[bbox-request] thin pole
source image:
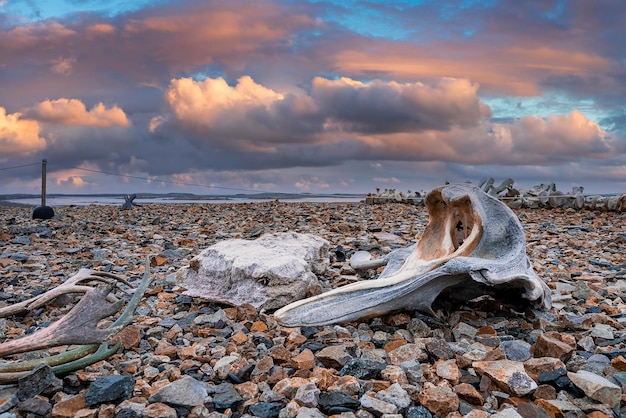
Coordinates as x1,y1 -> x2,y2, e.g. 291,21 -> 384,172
41,159 -> 47,207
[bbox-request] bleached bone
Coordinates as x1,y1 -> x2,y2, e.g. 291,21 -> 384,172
0,269 -> 133,318
0,262 -> 152,383
275,183 -> 551,326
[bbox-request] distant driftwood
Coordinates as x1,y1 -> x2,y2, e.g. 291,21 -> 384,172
366,178 -> 626,212
120,194 -> 140,210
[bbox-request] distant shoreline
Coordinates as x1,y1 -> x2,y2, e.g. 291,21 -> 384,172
0,192 -> 366,207
0,192 -> 365,200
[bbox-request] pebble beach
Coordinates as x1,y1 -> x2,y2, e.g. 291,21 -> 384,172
0,201 -> 625,418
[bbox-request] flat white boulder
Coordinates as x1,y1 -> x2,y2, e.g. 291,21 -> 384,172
176,232 -> 329,310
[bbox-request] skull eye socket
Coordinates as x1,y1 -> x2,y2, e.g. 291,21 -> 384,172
450,200 -> 475,252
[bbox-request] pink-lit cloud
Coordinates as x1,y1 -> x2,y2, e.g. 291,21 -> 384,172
26,99 -> 131,128
160,75 -> 491,149
50,57 -> 75,75
0,107 -> 46,155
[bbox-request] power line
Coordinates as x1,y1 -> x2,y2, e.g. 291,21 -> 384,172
69,166 -> 272,194
0,162 -> 41,171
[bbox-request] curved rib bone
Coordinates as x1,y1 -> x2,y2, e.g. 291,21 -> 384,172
275,184 -> 552,326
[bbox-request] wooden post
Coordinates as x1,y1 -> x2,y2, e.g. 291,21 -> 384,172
32,158 -> 54,219
41,159 -> 47,207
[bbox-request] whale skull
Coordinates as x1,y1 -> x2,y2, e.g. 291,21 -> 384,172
274,183 -> 552,326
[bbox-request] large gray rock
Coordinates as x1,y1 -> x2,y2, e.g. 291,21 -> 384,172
176,232 -> 329,310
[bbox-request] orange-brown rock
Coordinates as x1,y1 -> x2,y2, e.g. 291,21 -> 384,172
291,348 -> 315,370
531,332 -> 575,362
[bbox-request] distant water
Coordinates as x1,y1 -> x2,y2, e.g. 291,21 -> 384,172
2,195 -> 364,207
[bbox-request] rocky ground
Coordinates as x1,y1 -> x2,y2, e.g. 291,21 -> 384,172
0,201 -> 625,418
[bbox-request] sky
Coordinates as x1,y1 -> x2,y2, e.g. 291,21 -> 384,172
1,0 -> 625,196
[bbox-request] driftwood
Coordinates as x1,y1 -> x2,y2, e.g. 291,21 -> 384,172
0,261 -> 152,383
121,194 -> 140,210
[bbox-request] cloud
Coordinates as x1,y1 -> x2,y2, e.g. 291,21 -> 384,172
311,76 -> 491,132
166,76 -> 285,128
331,43 -> 615,97
373,177 -> 401,184
352,109 -> 615,166
153,74 -> 618,174
50,57 -> 75,75
508,110 -> 613,157
2,21 -> 76,49
26,99 -> 131,128
161,75 -> 491,149
294,176 -> 330,191
0,107 -> 46,155
86,23 -> 116,35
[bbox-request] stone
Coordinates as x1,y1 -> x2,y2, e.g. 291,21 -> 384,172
148,376 -> 210,408
176,232 -> 328,310
405,405 -> 434,418
154,339 -> 178,357
453,383 -> 483,405
567,370 -> 621,408
400,359 -> 423,385
381,364 -> 408,385
17,363 -> 55,401
292,406 -> 326,417
273,377 -> 311,398
142,402 -> 177,418
85,375 -> 134,407
472,360 -> 537,396
453,323 -> 478,342
292,348 -> 316,370
491,408 -> 524,418
435,359 -> 460,384
17,396 -> 52,416
387,343 -> 428,364
533,384 -> 557,400
206,382 -> 243,410
339,358 -> 386,380
51,393 -> 87,418
500,340 -> 532,362
571,281 -> 600,300
590,323 -> 614,340
534,399 -> 583,417
523,357 -> 566,381
425,339 -> 454,360
317,391 -> 361,415
315,344 -> 356,368
327,376 -> 361,396
247,401 -> 284,418
117,324 -> 142,349
294,381 -> 320,407
375,383 -> 411,411
611,355 -> 626,371
531,333 -> 574,362
10,236 -> 31,245
417,382 -> 459,417
359,393 -> 398,415
516,402 -> 550,418
0,386 -> 20,414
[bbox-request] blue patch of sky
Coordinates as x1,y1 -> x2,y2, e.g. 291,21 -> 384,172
2,0 -> 171,22
540,0 -> 566,22
301,0 -> 498,41
304,0 -> 429,40
483,93 -> 606,125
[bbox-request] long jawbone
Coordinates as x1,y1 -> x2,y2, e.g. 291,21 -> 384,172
274,183 -> 552,327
